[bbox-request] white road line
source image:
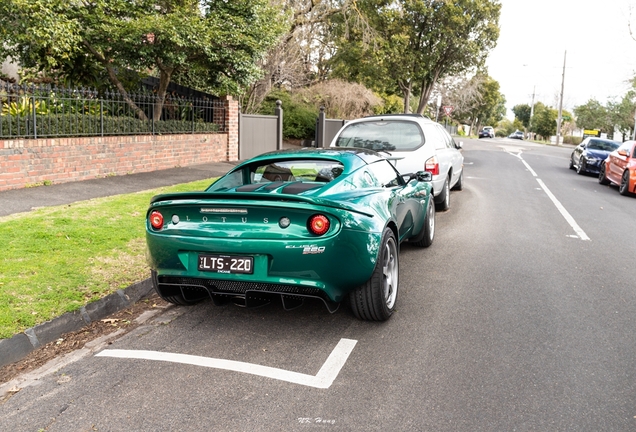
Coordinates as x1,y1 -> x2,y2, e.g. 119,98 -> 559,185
96,338 -> 357,389
535,178 -> 590,241
520,159 -> 538,177
504,150 -> 590,241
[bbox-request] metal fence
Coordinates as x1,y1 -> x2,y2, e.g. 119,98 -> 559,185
0,82 -> 225,139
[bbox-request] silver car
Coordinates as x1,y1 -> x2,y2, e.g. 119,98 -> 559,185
330,114 -> 464,210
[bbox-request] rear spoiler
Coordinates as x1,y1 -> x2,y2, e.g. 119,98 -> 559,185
149,192 -> 375,218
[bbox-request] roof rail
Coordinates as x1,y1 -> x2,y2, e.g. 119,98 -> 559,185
363,113 -> 431,120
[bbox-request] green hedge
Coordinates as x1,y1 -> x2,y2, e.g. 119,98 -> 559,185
259,91 -> 316,140
562,135 -> 583,145
0,113 -> 219,138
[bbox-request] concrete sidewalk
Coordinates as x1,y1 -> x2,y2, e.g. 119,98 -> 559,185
0,161 -> 238,217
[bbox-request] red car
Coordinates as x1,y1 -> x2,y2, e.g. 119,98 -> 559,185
599,140 -> 636,195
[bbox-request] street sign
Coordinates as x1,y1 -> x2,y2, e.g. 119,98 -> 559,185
583,129 -> 601,137
442,106 -> 454,116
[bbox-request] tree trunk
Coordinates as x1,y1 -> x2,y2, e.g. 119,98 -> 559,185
416,68 -> 442,115
399,80 -> 412,114
83,41 -> 148,121
153,63 -> 174,122
416,82 -> 434,115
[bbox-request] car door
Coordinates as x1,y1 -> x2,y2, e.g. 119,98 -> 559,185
434,124 -> 463,188
608,142 -> 630,182
368,160 -> 415,241
573,139 -> 587,166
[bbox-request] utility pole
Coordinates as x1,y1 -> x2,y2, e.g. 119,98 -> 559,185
529,85 -> 535,139
556,50 -> 566,146
435,95 -> 442,122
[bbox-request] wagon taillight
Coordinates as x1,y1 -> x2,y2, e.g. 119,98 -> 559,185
425,156 -> 439,176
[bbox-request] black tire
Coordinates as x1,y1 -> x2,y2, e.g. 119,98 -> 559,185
164,294 -> 203,306
411,198 -> 435,248
151,270 -> 204,306
598,163 -> 610,185
435,175 -> 450,211
619,170 -> 631,196
452,169 -> 463,191
576,158 -> 586,175
349,227 -> 399,321
569,156 -> 574,170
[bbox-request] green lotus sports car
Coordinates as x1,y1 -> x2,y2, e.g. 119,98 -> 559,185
145,148 -> 435,321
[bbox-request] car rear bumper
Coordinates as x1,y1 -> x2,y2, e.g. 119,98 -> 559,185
146,229 -> 382,303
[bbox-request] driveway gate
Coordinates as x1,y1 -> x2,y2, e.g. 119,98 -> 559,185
239,101 -> 283,160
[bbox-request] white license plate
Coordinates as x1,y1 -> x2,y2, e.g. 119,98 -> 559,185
198,254 -> 253,274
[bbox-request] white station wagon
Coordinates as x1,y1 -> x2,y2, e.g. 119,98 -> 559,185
330,114 -> 464,210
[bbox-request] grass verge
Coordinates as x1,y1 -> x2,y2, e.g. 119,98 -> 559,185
0,178 -> 215,339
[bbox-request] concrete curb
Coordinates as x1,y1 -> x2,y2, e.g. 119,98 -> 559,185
0,278 -> 154,369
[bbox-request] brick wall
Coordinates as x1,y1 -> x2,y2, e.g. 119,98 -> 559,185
0,96 -> 240,192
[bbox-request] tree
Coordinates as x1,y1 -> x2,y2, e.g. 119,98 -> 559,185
607,91 -> 636,139
0,0 -> 288,120
468,75 -> 506,130
573,99 -> 610,133
496,118 -> 514,136
436,74 -> 486,122
241,0 -> 354,113
512,104 -> 531,128
532,103 -> 558,140
329,0 -> 501,114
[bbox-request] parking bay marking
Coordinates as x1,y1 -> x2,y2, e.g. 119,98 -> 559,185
506,150 -> 590,241
96,338 -> 357,389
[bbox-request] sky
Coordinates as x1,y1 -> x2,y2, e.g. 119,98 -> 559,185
486,0 -> 636,118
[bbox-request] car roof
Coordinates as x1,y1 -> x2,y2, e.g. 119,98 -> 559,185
344,113 -> 434,124
585,137 -> 620,144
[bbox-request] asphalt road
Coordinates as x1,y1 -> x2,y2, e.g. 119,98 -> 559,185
2,137 -> 636,431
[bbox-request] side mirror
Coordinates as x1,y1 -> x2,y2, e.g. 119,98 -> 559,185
618,149 -> 629,157
405,171 -> 432,183
456,141 -> 464,149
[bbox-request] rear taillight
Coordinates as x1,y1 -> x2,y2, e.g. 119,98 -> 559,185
425,156 -> 439,176
149,210 -> 164,230
308,214 -> 330,236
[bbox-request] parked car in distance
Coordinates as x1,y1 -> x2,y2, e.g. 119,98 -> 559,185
329,114 -> 464,211
508,130 -> 524,140
599,140 -> 636,196
146,148 -> 436,321
570,137 -> 620,175
478,126 -> 495,138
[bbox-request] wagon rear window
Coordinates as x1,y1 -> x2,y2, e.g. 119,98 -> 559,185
334,121 -> 424,151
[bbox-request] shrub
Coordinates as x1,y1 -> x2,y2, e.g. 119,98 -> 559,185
0,113 -> 219,137
373,94 -> 404,115
259,90 -> 316,140
562,135 -> 583,145
295,79 -> 382,120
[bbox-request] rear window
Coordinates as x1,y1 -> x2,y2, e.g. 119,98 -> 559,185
207,160 -> 345,192
253,161 -> 344,183
334,120 -> 424,151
